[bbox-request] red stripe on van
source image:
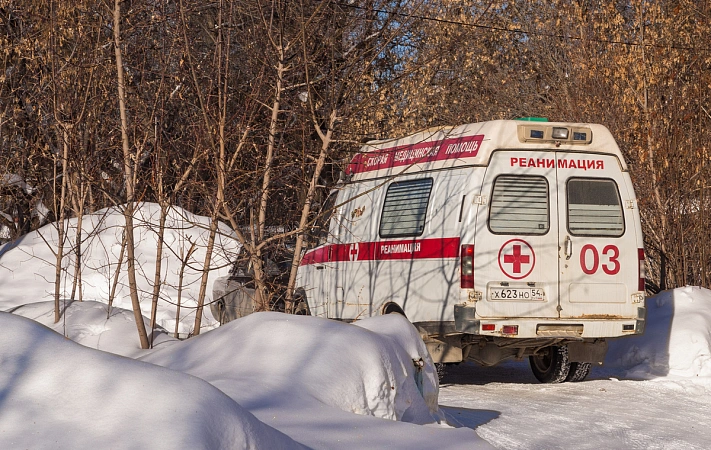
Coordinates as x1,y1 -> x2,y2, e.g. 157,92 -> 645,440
346,134 -> 484,175
300,237 -> 461,265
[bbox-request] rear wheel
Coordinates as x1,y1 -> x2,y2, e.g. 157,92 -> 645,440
529,345 -> 571,383
565,362 -> 592,382
434,363 -> 447,382
214,299 -> 227,325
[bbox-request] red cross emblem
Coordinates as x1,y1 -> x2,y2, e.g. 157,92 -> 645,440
498,239 -> 535,279
349,243 -> 359,261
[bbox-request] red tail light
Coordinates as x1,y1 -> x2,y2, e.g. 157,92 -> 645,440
638,248 -> 646,292
502,325 -> 519,335
461,244 -> 474,289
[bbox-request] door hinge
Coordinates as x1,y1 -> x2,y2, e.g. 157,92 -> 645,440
474,195 -> 488,205
625,200 -> 636,209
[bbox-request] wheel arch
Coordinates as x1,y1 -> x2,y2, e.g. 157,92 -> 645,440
381,301 -> 406,317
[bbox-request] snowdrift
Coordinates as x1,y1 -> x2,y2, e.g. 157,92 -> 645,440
0,312 -> 303,450
0,203 -> 239,334
143,312 -> 442,424
11,300 -> 178,358
142,310 -> 487,449
606,286 -> 711,379
5,301 -> 488,449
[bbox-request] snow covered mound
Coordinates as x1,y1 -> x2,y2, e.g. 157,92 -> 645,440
0,203 -> 239,334
143,312 -> 442,424
11,300 -> 178,358
606,286 -> 711,379
0,312 -> 304,449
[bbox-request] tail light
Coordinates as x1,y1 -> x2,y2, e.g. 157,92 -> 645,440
502,325 -> 519,335
461,244 -> 474,289
638,248 -> 646,292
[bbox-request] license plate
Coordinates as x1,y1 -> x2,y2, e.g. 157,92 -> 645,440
489,287 -> 545,301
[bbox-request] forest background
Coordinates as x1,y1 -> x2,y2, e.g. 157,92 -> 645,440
1,0 -> 710,346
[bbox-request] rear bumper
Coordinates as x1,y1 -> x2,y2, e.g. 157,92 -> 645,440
454,303 -> 645,338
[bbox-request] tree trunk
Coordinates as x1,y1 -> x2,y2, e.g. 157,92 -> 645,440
108,229 -> 126,319
192,216 -> 217,336
53,127 -> 70,323
149,201 -> 168,347
285,111 -> 336,310
114,0 -> 150,349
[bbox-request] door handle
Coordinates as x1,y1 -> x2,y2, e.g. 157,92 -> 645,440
316,265 -> 325,270
565,236 -> 572,260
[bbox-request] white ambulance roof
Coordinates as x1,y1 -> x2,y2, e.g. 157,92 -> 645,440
345,119 -> 627,181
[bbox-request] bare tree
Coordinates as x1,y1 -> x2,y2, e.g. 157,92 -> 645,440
113,0 -> 150,349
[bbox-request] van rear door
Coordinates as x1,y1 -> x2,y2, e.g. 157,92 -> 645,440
474,151 -> 640,321
556,152 -> 639,319
473,151 -> 561,319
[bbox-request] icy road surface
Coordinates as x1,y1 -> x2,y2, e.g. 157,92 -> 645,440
439,361 -> 711,449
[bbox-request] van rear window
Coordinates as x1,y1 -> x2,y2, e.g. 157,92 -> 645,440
489,175 -> 549,235
567,178 -> 624,236
379,178 -> 433,238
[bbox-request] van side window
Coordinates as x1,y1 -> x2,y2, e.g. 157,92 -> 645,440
379,178 -> 433,238
567,178 -> 624,236
489,175 -> 549,235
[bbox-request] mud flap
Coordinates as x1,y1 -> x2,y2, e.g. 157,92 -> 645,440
425,338 -> 463,364
568,340 -> 608,364
453,303 -> 478,333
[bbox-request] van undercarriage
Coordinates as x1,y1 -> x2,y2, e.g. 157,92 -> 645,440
416,317 -> 641,383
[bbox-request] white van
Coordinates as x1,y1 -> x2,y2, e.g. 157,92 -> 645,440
295,119 -> 645,383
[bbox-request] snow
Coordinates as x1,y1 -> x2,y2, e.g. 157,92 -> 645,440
1,204 -> 711,448
2,302 -> 485,449
0,312 -> 301,450
605,286 -> 711,380
0,203 -> 240,335
439,361 -> 711,449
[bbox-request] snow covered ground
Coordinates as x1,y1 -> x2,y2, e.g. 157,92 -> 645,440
1,205 -> 711,448
1,303 -> 487,449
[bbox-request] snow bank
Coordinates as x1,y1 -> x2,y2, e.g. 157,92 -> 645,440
606,286 -> 711,379
0,203 -> 239,334
0,312 -> 304,449
6,301 -> 487,449
143,312 -> 487,448
143,312 -> 441,424
11,300 -> 178,358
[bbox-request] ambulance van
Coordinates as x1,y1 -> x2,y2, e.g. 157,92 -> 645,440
294,119 -> 645,383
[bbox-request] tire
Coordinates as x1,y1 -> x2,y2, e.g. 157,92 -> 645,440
434,363 -> 447,382
565,362 -> 592,382
214,299 -> 227,325
529,345 -> 571,383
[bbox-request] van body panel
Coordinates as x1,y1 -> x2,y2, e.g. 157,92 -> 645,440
323,171 -> 478,323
